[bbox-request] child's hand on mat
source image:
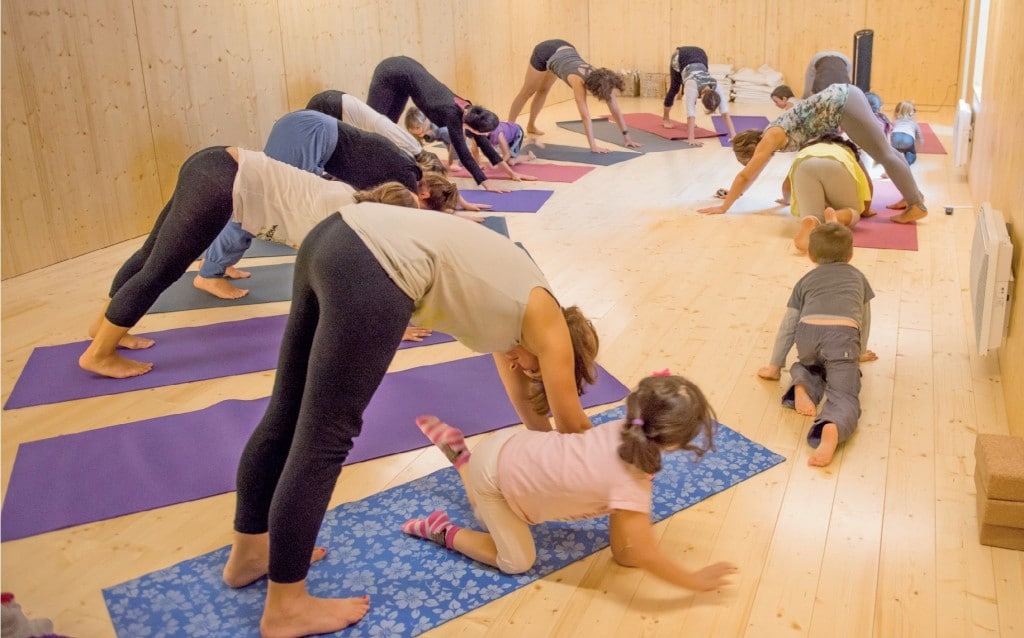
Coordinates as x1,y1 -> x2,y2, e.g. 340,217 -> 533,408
757,365 -> 781,380
689,561 -> 739,591
859,350 -> 878,363
403,327 -> 433,342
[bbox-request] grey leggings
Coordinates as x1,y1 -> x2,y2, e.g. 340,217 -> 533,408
232,215 -> 414,583
791,157 -> 862,224
839,87 -> 924,208
788,323 -> 862,447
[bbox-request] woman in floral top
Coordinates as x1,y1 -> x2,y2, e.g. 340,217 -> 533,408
698,83 -> 926,225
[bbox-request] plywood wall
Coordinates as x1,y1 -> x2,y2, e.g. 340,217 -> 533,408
966,0 -> 1024,437
2,1 -> 965,278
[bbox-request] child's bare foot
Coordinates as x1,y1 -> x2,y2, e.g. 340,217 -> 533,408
78,350 -> 153,378
757,365 -> 781,380
225,265 -> 251,279
223,533 -> 328,589
193,275 -> 250,299
823,207 -> 839,223
886,198 -> 908,210
891,204 -> 927,224
261,588 -> 369,638
794,384 -> 816,417
808,423 -> 839,467
861,208 -> 879,218
794,216 -> 820,252
860,349 -> 878,362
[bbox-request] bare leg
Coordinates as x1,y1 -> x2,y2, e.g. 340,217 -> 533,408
87,304 -> 155,350
794,216 -> 820,252
662,106 -> 674,127
794,384 -> 817,417
808,423 -> 840,467
508,66 -> 550,133
193,275 -> 250,299
526,72 -> 558,135
260,581 -> 369,638
79,317 -> 154,378
222,531 -> 327,589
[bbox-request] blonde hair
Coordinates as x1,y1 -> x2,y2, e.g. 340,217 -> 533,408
404,106 -> 430,132
353,182 -> 418,208
527,305 -> 599,415
418,173 -> 459,211
894,101 -> 916,120
618,375 -> 717,475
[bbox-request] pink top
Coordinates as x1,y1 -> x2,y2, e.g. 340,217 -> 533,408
497,421 -> 652,524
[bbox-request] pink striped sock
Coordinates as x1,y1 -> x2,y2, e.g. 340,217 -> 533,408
415,415 -> 470,469
401,510 -> 461,548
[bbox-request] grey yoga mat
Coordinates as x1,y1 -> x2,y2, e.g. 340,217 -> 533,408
148,263 -> 296,314
556,118 -> 698,152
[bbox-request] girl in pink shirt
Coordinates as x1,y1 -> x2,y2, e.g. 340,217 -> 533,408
403,374 -> 738,591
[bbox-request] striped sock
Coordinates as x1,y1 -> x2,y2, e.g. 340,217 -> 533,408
415,415 -> 470,469
401,510 -> 461,548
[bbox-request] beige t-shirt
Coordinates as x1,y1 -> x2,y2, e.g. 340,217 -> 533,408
497,421 -> 653,524
232,148 -> 356,248
339,202 -> 551,353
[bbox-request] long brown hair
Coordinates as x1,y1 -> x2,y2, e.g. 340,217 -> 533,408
527,305 -> 599,415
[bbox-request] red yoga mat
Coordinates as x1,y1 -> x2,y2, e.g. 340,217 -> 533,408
851,180 -> 919,251
916,123 -> 946,154
449,162 -> 594,183
622,112 -> 721,140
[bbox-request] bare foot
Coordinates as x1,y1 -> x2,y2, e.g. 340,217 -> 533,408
860,349 -> 878,363
79,350 -> 153,378
886,199 -> 908,210
757,365 -> 781,380
860,208 -> 879,218
527,126 -> 545,136
261,590 -> 370,638
794,216 -> 820,252
662,120 -> 674,129
223,534 -> 328,589
891,204 -> 927,224
794,384 -> 817,417
808,423 -> 839,467
225,265 -> 251,279
823,207 -> 839,224
118,334 -> 156,350
193,275 -> 250,299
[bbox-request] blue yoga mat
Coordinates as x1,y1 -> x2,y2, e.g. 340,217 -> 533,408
103,405 -> 784,637
148,263 -> 297,314
3,315 -> 455,410
1,356 -> 628,540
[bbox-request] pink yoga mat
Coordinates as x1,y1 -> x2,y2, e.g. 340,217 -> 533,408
851,180 -> 919,250
622,112 -> 721,140
3,315 -> 455,409
917,123 -> 946,154
450,162 -> 594,183
0,355 -> 629,540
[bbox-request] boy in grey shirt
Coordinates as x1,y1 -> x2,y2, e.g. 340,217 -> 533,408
758,219 -> 877,467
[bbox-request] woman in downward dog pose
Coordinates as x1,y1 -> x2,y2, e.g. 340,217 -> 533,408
402,374 -> 738,590
222,202 -> 601,637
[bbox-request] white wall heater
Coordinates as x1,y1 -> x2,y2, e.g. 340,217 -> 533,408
953,99 -> 973,168
969,203 -> 1013,355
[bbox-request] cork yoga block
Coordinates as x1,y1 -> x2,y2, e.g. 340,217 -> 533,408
978,522 -> 1024,551
976,469 -> 1024,528
974,434 -> 1024,501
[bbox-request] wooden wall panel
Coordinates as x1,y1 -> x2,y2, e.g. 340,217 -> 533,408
1,0 -> 162,278
669,0 -> 770,72
278,0 -> 383,106
866,0 -> 964,106
768,0 -> 868,92
587,0 -> 672,74
377,0 -> 456,95
967,0 -> 1024,437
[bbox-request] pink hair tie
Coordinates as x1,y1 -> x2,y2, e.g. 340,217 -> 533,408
652,368 -> 671,377
630,418 -> 644,427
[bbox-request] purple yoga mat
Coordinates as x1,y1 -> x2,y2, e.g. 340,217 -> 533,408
712,115 -> 771,147
459,189 -> 553,213
0,355 -> 629,540
450,163 -> 594,183
3,316 -> 455,410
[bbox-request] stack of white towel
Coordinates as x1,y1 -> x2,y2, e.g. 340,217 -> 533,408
729,65 -> 785,103
709,63 -> 734,101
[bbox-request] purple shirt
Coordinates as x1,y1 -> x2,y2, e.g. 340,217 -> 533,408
488,121 -> 522,146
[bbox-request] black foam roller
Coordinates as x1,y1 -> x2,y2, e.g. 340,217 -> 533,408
852,29 -> 874,92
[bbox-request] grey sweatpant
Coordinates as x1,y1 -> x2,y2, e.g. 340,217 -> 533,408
787,323 -> 862,447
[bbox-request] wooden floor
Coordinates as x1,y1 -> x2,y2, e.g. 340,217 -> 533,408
2,97 -> 1022,637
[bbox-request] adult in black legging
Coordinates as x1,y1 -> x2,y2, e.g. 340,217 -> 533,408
78,147 -> 418,379
661,45 -> 736,145
195,111 -> 455,299
802,51 -> 852,98
366,56 -> 532,192
221,203 -> 601,637
507,39 -> 639,153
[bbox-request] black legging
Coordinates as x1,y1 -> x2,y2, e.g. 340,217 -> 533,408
232,215 -> 414,583
105,147 -> 236,328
